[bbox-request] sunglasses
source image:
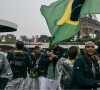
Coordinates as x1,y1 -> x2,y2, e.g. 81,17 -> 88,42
86,46 -> 95,48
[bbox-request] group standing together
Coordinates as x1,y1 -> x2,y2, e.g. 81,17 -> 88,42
0,41 -> 100,90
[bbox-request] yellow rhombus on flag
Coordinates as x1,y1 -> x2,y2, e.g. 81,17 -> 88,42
40,0 -> 100,46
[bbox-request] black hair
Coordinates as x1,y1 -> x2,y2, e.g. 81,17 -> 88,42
16,41 -> 24,50
34,46 -> 40,49
68,46 -> 78,59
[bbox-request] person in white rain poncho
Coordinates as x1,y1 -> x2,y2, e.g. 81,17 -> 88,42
55,46 -> 78,90
0,51 -> 12,90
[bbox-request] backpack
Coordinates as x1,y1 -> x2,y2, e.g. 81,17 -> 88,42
9,51 -> 26,78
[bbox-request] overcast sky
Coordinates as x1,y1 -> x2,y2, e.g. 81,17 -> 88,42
0,0 -> 56,38
0,0 -> 100,39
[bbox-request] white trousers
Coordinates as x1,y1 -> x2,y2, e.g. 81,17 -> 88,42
28,78 -> 39,90
5,78 -> 27,90
29,76 -> 60,90
29,76 -> 47,90
44,78 -> 59,90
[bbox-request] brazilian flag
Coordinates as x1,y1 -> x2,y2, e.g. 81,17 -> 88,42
30,69 -> 39,78
40,0 -> 100,46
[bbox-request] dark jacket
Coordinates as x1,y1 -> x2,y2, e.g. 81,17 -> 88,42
7,50 -> 32,79
30,51 -> 48,77
38,52 -> 48,77
37,52 -> 58,77
72,55 -> 100,90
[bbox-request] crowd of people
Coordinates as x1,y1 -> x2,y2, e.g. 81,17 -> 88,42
0,41 -> 100,90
